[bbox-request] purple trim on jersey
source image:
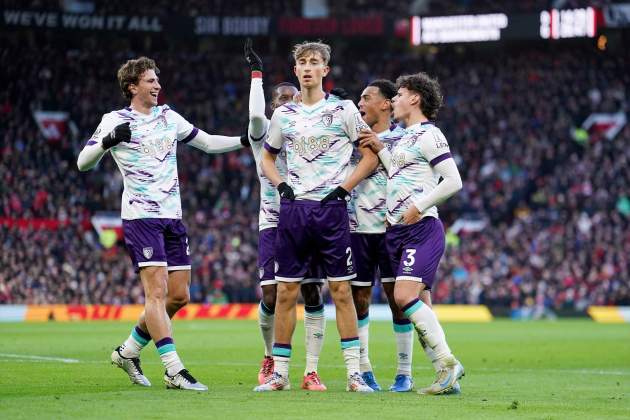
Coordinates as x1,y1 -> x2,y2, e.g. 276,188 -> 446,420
116,111 -> 135,121
181,127 -> 199,144
264,142 -> 281,154
429,152 -> 452,167
125,107 -> 132,111
250,132 -> 266,142
86,140 -> 98,146
280,104 -> 298,114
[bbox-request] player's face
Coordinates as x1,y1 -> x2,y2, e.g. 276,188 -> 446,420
271,86 -> 298,110
358,86 -> 390,128
293,53 -> 329,89
130,69 -> 161,107
392,87 -> 418,121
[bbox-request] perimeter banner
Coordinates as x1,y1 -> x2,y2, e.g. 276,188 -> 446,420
0,304 -> 492,322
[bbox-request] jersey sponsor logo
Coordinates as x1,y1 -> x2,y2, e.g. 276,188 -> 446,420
435,137 -> 449,149
293,135 -> 331,157
392,152 -> 407,168
90,127 -> 102,140
143,247 -> 154,259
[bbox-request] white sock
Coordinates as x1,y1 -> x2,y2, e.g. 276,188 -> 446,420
357,313 -> 372,373
156,338 -> 184,377
403,299 -> 452,361
342,338 -> 361,377
392,319 -> 414,376
259,302 -> 275,357
272,344 -> 291,378
419,334 -> 441,372
120,325 -> 150,358
304,305 -> 325,375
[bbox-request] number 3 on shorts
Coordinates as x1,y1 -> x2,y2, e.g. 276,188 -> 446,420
346,246 -> 353,267
403,249 -> 416,267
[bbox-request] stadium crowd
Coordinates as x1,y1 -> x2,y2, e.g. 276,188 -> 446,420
1,20 -> 629,313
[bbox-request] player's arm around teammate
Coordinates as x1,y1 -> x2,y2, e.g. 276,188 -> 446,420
361,73 -> 464,395
77,57 -> 248,392
258,42 -> 376,393
244,40 -> 328,389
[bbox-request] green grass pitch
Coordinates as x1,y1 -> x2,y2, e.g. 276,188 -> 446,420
1,320 -> 629,419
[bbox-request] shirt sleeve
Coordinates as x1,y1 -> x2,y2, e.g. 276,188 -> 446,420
186,130 -> 243,154
418,126 -> 452,167
168,109 -> 198,143
341,100 -> 370,144
263,108 -> 284,154
249,76 -> 268,141
77,113 -> 118,171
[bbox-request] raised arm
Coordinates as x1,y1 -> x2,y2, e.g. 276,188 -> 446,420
245,38 -> 267,141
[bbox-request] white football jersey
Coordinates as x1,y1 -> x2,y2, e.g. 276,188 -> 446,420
265,94 -> 369,201
87,105 -> 196,220
348,124 -> 405,233
386,122 -> 452,225
249,117 -> 288,231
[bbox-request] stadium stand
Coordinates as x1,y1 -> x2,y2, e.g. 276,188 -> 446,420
1,1 -> 629,313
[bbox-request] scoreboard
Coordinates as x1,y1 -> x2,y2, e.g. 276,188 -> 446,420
410,7 -> 600,45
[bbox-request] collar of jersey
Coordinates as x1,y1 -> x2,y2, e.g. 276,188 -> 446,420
299,93 -> 329,112
124,106 -> 158,118
407,121 -> 433,130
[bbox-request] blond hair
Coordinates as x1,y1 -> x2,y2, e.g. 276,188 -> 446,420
292,41 -> 331,65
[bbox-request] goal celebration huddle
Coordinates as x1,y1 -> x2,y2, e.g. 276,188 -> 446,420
78,39 -> 465,395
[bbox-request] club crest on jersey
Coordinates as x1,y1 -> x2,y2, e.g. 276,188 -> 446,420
322,113 -> 334,127
142,247 -> 153,259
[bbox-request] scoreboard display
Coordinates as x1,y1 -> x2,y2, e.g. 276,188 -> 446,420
410,7 -> 599,45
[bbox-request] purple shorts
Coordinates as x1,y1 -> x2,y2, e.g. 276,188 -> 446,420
274,199 -> 356,282
122,218 -> 191,273
258,227 -> 324,286
350,233 -> 395,287
385,217 -> 445,290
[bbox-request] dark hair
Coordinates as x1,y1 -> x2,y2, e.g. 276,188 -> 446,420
368,79 -> 396,100
117,57 -> 160,100
396,72 -> 443,120
271,82 -> 296,99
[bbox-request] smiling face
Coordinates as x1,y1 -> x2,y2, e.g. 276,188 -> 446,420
129,69 -> 161,108
293,52 -> 329,90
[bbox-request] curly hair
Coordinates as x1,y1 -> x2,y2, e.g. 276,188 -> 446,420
117,57 -> 160,100
396,72 -> 443,120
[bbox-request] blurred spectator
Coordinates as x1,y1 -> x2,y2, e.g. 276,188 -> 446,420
1,10 -> 629,310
